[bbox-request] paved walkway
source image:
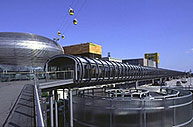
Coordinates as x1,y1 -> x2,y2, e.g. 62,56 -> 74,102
0,81 -> 33,126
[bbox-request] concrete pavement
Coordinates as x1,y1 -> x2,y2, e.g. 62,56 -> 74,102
0,81 -> 33,126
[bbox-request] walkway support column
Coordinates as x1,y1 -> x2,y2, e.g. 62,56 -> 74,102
49,90 -> 54,127
152,79 -> 154,85
135,80 -> 139,89
63,89 -> 66,127
54,90 -> 58,127
69,89 -> 73,127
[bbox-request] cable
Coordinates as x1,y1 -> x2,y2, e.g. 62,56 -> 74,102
52,0 -> 71,39
54,0 -> 88,41
58,0 -> 77,32
62,0 -> 87,32
58,0 -> 72,31
74,0 -> 87,18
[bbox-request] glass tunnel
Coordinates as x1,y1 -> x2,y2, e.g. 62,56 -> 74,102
45,54 -> 185,85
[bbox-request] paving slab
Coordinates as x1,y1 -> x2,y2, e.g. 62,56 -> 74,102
0,81 -> 33,126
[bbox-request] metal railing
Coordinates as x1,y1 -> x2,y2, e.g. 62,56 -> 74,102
45,70 -> 74,81
0,70 -> 74,82
33,75 -> 45,127
0,72 -> 33,82
72,88 -> 193,127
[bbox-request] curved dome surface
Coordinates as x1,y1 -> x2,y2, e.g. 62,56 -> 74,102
0,32 -> 64,71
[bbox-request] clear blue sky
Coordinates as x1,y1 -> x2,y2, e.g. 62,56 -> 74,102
0,0 -> 193,72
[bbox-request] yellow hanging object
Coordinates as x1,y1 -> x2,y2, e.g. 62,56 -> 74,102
69,8 -> 74,15
62,35 -> 65,39
57,31 -> 61,36
73,19 -> 78,25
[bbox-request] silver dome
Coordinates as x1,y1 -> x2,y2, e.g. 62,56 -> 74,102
0,32 -> 64,71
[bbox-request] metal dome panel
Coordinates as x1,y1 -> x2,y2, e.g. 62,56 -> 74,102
0,32 -> 64,71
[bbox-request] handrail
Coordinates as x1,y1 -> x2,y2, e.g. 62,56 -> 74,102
33,75 -> 45,127
0,70 -> 74,82
0,70 -> 74,75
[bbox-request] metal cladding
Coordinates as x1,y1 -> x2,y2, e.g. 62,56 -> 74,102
73,87 -> 193,127
0,32 -> 64,71
46,54 -> 185,86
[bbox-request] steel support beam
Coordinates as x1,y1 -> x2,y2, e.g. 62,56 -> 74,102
63,89 -> 66,127
69,89 -> 73,127
54,90 -> 58,127
135,80 -> 139,89
49,90 -> 54,127
152,79 -> 155,85
41,97 -> 47,126
45,63 -> 48,81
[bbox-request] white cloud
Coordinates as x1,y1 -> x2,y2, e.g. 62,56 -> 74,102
185,48 -> 193,53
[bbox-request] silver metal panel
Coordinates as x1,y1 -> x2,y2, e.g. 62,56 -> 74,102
0,32 -> 63,71
73,88 -> 193,127
39,79 -> 73,89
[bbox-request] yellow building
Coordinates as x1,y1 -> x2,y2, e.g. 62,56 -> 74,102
63,42 -> 102,59
144,53 -> 159,68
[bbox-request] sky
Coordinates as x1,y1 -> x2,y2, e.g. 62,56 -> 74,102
0,0 -> 193,72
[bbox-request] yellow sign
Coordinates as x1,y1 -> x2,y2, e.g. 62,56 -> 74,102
89,43 -> 102,55
145,53 -> 159,64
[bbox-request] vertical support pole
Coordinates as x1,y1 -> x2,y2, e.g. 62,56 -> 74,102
54,90 -> 58,127
41,97 -> 47,126
115,89 -> 117,97
63,88 -> 65,99
160,78 -> 162,84
49,90 -> 54,127
69,89 -> 73,127
160,78 -> 162,92
38,88 -> 46,125
152,79 -> 154,85
135,80 -> 138,89
63,89 -> 66,127
75,62 -> 77,80
45,63 -> 48,81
